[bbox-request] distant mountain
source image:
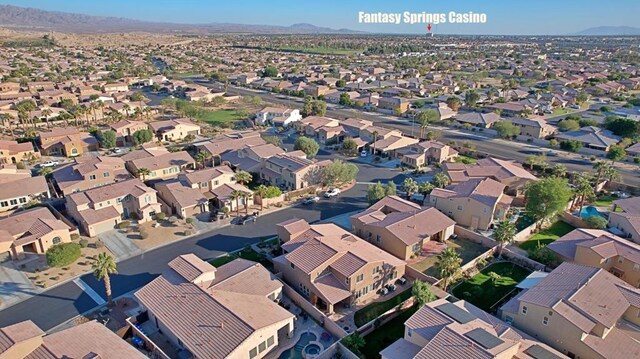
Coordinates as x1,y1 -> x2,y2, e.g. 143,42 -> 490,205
0,5 -> 362,34
574,26 -> 640,36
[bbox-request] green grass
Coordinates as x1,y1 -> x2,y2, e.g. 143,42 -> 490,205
197,109 -> 244,125
209,247 -> 272,270
452,262 -> 531,312
360,306 -> 418,359
454,155 -> 477,164
591,195 -> 617,207
519,221 -> 575,251
275,46 -> 363,55
552,108 -> 571,115
410,237 -> 487,278
354,289 -> 412,328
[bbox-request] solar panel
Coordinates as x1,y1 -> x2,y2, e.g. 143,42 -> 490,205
525,345 -> 564,359
435,302 -> 476,324
465,328 -> 504,349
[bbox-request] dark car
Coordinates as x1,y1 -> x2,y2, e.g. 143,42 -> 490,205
235,214 -> 258,225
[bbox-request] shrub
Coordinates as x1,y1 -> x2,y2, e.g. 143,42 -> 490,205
155,212 -> 166,220
634,157 -> 640,164
117,221 -> 130,229
129,212 -> 140,220
70,233 -> 80,241
46,243 -> 81,267
185,217 -> 194,224
95,241 -> 105,249
79,239 -> 89,248
184,229 -> 192,236
139,228 -> 149,239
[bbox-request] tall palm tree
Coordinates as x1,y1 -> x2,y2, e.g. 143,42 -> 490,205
234,170 -> 253,186
92,253 -> 117,307
136,167 -> 151,181
241,191 -> 251,214
592,160 -> 609,186
371,130 -> 379,156
604,166 -> 619,183
229,190 -> 243,216
436,248 -> 461,291
493,220 -> 516,256
574,173 -> 594,218
41,108 -> 52,129
401,177 -> 419,200
551,164 -> 566,178
195,151 -> 211,169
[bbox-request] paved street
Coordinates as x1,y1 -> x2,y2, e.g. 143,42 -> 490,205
0,162 -> 400,331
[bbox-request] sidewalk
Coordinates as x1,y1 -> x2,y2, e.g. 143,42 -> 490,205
0,261 -> 37,310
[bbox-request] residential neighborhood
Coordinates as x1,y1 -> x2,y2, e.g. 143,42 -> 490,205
0,2 -> 640,359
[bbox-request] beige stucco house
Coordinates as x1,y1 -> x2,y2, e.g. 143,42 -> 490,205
396,141 -> 459,168
149,118 -> 201,142
609,197 -> 640,244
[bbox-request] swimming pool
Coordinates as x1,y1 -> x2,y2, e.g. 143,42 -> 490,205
279,333 -> 317,359
580,206 -> 606,219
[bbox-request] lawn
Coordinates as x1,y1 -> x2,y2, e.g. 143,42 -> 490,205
197,109 -> 244,125
454,155 -> 477,164
411,237 -> 487,278
552,108 -> 572,115
591,195 -> 617,207
276,46 -> 364,55
209,247 -> 272,270
354,289 -> 413,328
360,306 -> 418,359
452,262 -> 531,312
519,220 -> 575,251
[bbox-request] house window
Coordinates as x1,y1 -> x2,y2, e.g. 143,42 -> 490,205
521,306 -> 528,315
407,328 -> 412,337
457,205 -> 463,211
543,317 -> 549,326
214,180 -> 219,186
201,182 -> 208,188
413,243 -> 421,252
19,198 -> 27,204
376,234 -> 381,243
52,237 -> 62,245
258,341 -> 266,353
290,262 -> 295,269
634,264 -> 639,271
356,274 -> 364,283
0,201 -> 7,207
249,348 -> 258,359
10,199 -> 17,205
618,257 -> 624,264
89,175 -> 96,180
103,172 -> 110,178
117,198 -> 122,203
482,207 -> 488,213
267,336 -> 275,347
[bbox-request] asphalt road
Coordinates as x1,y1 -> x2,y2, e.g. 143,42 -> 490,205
224,84 -> 640,187
0,162 -> 404,331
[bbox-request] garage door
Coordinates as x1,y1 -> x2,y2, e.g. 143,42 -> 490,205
185,205 -> 205,218
91,220 -> 118,236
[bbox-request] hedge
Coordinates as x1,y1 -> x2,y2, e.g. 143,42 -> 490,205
46,243 -> 81,267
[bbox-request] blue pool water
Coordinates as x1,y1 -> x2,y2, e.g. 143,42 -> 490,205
279,333 -> 317,359
580,206 -> 605,219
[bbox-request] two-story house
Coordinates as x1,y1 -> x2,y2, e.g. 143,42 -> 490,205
37,127 -> 99,157
109,119 -> 150,146
260,154 -> 328,191
52,155 -> 130,196
396,141 -> 459,168
255,106 -> 302,127
125,148 -> 195,181
443,157 -> 538,196
609,197 -> 640,243
273,219 -> 406,314
0,165 -> 50,213
149,118 -> 201,142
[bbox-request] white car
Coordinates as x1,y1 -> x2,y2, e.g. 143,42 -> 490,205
324,188 -> 341,198
360,150 -> 368,157
112,147 -> 122,154
40,160 -> 60,168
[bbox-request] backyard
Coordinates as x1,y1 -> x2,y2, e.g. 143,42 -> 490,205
197,108 -> 245,126
519,220 -> 575,251
360,305 -> 418,359
410,237 -> 487,278
452,262 -> 531,312
454,155 -> 477,164
209,247 -> 273,270
354,288 -> 412,328
590,194 -> 617,208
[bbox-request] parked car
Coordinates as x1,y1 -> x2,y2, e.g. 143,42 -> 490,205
40,160 -> 60,168
112,147 -> 122,154
324,188 -> 341,198
379,287 -> 389,296
397,277 -> 407,285
236,214 -> 258,225
208,211 -> 219,222
360,150 -> 368,157
386,284 -> 397,292
302,196 -> 320,205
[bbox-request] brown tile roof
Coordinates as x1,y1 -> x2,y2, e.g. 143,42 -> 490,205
311,273 -> 352,304
126,151 -> 194,173
155,180 -> 208,209
0,175 -> 48,200
180,165 -> 234,186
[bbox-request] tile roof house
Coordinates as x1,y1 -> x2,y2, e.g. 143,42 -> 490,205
0,140 -> 38,164
274,219 -> 406,314
351,196 -> 456,260
148,118 -> 201,142
135,254 -> 294,359
260,154 -> 328,191
0,319 -> 146,359
428,178 -> 512,231
500,262 -> 640,359
0,167 -> 50,214
221,143 -> 285,173
554,126 -> 621,151
66,179 -> 161,237
195,131 -> 266,163
455,112 -> 501,128
255,106 -> 302,127
380,299 -> 567,359
52,155 -> 131,196
0,206 -> 73,261
37,127 -> 99,157
610,197 -> 640,243
547,228 -> 640,287
443,157 -> 537,195
109,119 -> 150,146
125,148 -> 195,181
505,117 -> 557,139
396,141 -> 459,168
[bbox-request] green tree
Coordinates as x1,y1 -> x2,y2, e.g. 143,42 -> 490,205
342,334 -> 365,356
585,215 -> 608,229
551,164 -> 567,178
445,96 -> 461,111
412,280 -> 436,307
557,119 -> 580,131
606,145 -> 626,164
339,93 -> 352,106
229,190 -> 244,216
342,138 -> 358,154
320,160 -> 358,187
385,181 -> 397,196
418,182 -> 435,197
401,177 -> 419,200
97,130 -> 116,149
575,92 -> 589,105
493,121 -> 520,138
465,90 -> 480,107
433,172 -> 450,188
436,248 -> 462,291
493,220 -> 516,256
592,160 -> 609,185
195,151 -> 211,169
367,182 -> 386,204
38,166 -> 53,177
234,170 -> 253,186
92,252 -> 117,306
132,129 -> 154,145
559,140 -> 582,152
417,109 -> 439,138
336,79 -> 346,88
294,136 -> 320,158
262,66 -> 278,78
604,116 -> 638,137
136,167 -> 151,181
524,177 -> 573,224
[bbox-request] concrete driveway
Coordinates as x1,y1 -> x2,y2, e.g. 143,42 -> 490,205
0,261 -> 38,310
97,230 -> 143,261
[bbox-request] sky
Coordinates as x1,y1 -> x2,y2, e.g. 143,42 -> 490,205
1,0 -> 639,35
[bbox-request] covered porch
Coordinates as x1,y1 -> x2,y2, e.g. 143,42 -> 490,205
310,274 -> 352,315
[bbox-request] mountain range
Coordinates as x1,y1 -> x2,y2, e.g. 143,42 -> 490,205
0,5 -> 361,34
573,26 -> 640,36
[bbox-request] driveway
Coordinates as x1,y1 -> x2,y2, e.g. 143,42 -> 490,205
97,231 -> 143,261
0,261 -> 38,310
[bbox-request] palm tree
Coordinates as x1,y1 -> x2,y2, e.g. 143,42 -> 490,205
592,160 -> 609,186
41,108 -> 52,129
574,173 -> 594,217
254,184 -> 268,210
3,113 -> 16,136
551,164 -> 566,178
195,151 -> 211,169
433,172 -> 450,188
493,220 -> 516,256
38,166 -> 53,177
229,190 -> 243,216
436,248 -> 461,291
371,130 -> 379,156
604,166 -> 619,183
234,170 -> 253,186
92,253 -> 117,307
123,104 -> 131,118
401,178 -> 419,200
136,167 -> 151,181
418,182 -> 435,204
241,191 -> 252,214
